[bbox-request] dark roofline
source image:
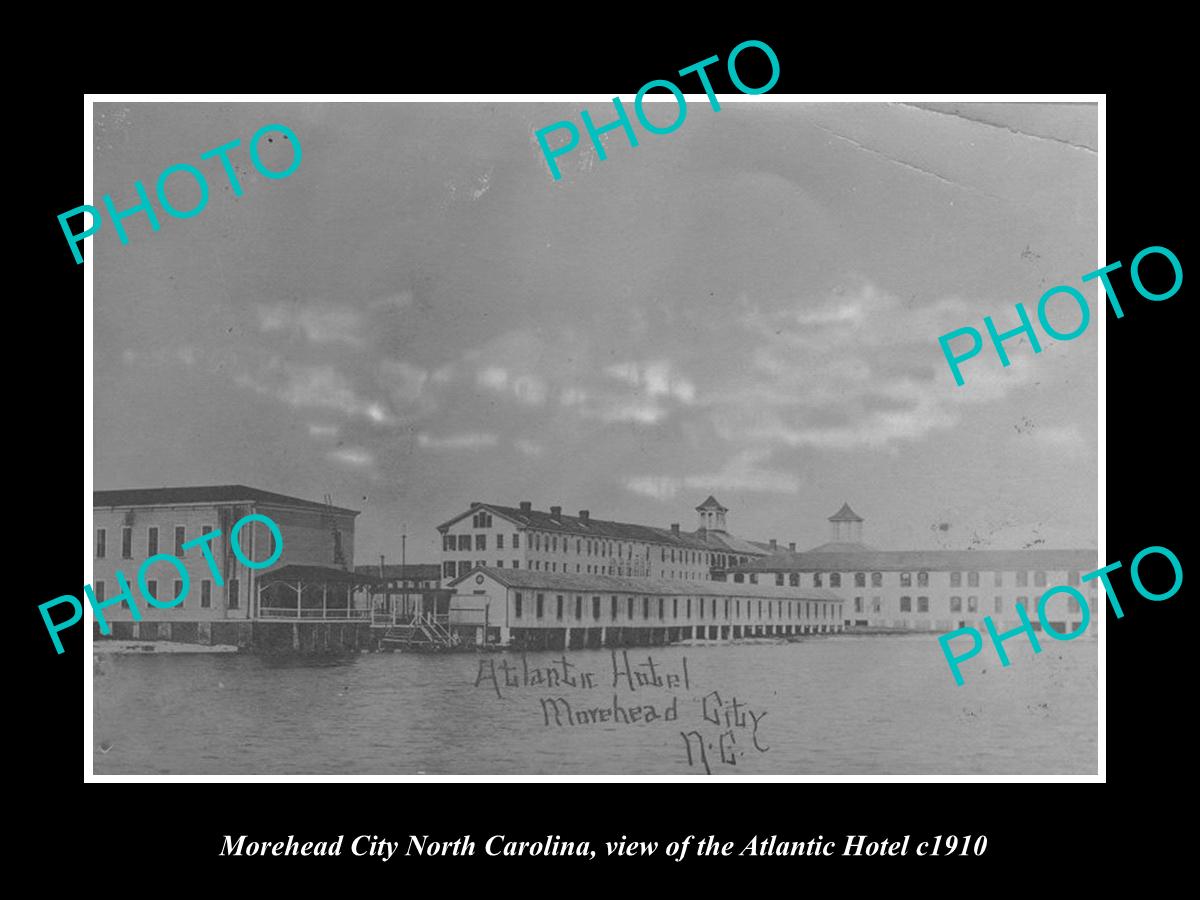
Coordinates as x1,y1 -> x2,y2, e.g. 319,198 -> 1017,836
731,548 -> 1099,573
93,485 -> 360,515
435,502 -> 766,553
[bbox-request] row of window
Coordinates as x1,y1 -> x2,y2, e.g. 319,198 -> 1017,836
97,525 -> 208,560
763,570 -> 1078,588
93,578 -> 239,609
851,594 -> 1095,615
442,531 -> 719,568
512,593 -> 834,622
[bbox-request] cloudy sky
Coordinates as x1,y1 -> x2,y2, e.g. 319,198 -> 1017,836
93,100 -> 1098,561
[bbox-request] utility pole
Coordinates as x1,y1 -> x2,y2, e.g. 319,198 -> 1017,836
402,532 -> 407,621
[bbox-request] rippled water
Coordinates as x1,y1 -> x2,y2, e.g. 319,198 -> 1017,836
93,635 -> 1097,775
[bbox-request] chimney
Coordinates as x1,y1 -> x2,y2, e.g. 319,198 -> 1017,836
770,539 -> 778,550
379,554 -> 385,578
697,526 -> 707,538
519,501 -> 532,512
579,510 -> 590,521
470,500 -> 481,508
550,505 -> 562,517
788,542 -> 796,552
671,523 -> 680,534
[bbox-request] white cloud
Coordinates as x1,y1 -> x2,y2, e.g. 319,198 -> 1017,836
624,450 -> 802,501
329,447 -> 374,467
235,359 -> 394,425
257,302 -> 364,347
417,432 -> 498,450
308,423 -> 340,438
514,438 -> 544,457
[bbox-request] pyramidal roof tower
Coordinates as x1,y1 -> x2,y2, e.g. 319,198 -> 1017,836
695,495 -> 728,532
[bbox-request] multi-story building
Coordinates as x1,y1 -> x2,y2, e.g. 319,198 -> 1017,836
728,504 -> 1098,634
93,485 -> 359,633
435,496 -> 774,587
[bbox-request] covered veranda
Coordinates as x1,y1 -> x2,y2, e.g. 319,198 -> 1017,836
255,565 -> 379,621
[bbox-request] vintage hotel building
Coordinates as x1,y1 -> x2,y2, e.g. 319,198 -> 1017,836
436,496 -> 776,586
728,504 -> 1099,634
92,485 -> 363,642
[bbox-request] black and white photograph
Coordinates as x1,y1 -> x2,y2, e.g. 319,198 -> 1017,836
86,97 -> 1100,776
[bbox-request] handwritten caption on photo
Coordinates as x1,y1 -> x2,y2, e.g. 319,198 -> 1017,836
474,650 -> 768,774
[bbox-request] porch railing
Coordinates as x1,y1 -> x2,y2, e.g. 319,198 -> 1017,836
257,607 -> 372,621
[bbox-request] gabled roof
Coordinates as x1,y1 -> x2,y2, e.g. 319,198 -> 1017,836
93,485 -> 360,515
448,566 -> 843,601
695,495 -> 728,511
828,503 -> 863,522
436,502 -> 768,555
731,548 -> 1098,573
807,541 -> 876,553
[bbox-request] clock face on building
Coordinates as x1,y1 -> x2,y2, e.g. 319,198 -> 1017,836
475,575 -> 485,584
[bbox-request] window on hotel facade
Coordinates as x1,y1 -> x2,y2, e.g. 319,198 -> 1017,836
626,597 -> 635,619
536,594 -> 545,619
228,579 -> 240,609
443,562 -> 455,579
993,572 -> 1003,587
514,593 -> 523,619
611,597 -> 618,621
122,527 -> 133,559
872,597 -> 881,613
968,596 -> 978,612
144,526 -> 157,556
950,571 -> 962,587
477,560 -> 486,570
147,580 -> 159,603
1017,596 -> 1028,612
555,595 -> 563,620
1069,570 -> 1080,585
750,574 -> 758,585
96,529 -> 106,558
813,572 -> 823,587
1034,571 -> 1047,586
854,597 -> 863,613
458,561 -> 471,578
174,580 -> 185,607
496,534 -> 504,550
458,535 -> 470,551
900,572 -> 912,587
513,533 -> 520,549
775,573 -> 784,586
789,573 -> 800,587
475,534 -> 486,551
173,526 -> 185,556
593,596 -> 601,620
201,580 -> 212,609
512,560 -> 519,569
871,572 -> 882,587
825,573 -> 838,587
443,535 -> 452,551
643,598 -> 650,619
1017,571 -> 1028,587
995,596 -> 1003,613
968,571 -> 979,587
659,598 -> 665,620
854,572 -> 866,587
95,581 -> 105,603
900,596 -> 912,612
496,561 -> 503,568
950,596 -> 962,612
917,596 -> 929,613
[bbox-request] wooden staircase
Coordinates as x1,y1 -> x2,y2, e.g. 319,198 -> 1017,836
379,613 -> 460,652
